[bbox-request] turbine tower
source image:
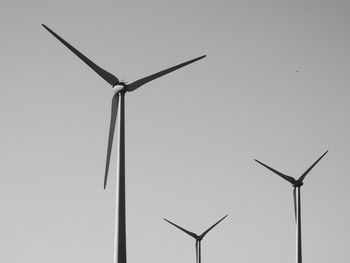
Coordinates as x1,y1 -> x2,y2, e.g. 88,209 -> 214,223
42,24 -> 206,263
164,215 -> 228,263
254,150 -> 328,263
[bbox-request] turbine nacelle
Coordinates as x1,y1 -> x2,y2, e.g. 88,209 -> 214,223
113,82 -> 128,93
196,235 -> 204,241
293,180 -> 303,188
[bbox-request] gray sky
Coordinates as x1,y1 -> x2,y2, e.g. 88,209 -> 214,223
1,0 -> 350,263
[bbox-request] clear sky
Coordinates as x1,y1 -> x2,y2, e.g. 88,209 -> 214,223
1,0 -> 350,263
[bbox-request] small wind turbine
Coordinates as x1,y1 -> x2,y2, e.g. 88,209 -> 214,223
254,150 -> 328,263
42,24 -> 206,263
164,215 -> 228,263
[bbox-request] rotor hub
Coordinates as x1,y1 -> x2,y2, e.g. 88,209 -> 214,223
293,181 -> 303,187
113,82 -> 128,93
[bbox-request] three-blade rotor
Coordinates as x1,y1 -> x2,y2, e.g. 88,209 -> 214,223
42,24 -> 205,92
254,150 -> 328,185
255,150 -> 328,219
164,215 -> 228,241
164,216 -> 227,263
42,24 -> 206,188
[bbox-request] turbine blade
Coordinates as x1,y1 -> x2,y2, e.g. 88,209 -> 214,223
195,241 -> 199,263
293,187 -> 297,223
254,159 -> 296,184
104,93 -> 119,189
163,218 -> 198,239
199,215 -> 228,239
298,150 -> 328,182
42,24 -> 120,86
126,55 -> 206,92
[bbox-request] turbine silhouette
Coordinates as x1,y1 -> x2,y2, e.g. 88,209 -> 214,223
42,24 -> 206,263
164,215 -> 227,263
254,150 -> 328,263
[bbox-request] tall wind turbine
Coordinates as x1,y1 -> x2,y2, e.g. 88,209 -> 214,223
164,215 -> 227,263
42,24 -> 206,263
254,150 -> 328,263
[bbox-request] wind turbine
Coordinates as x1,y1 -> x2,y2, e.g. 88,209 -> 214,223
254,150 -> 328,263
42,24 -> 206,263
164,215 -> 228,263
